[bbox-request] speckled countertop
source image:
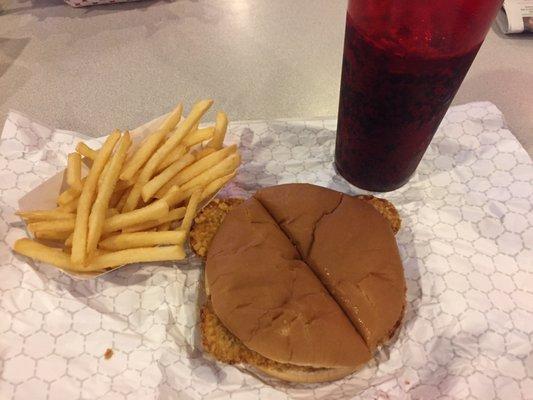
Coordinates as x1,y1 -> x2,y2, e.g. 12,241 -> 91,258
1,0 -> 532,155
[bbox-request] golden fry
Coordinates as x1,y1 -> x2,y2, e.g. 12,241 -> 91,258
122,100 -> 213,212
194,147 -> 216,160
87,133 -> 132,256
57,186 -> 81,206
156,145 -> 236,198
17,209 -> 75,222
67,153 -> 83,191
120,104 -> 183,182
180,152 -> 240,192
158,222 -> 171,231
141,153 -> 195,202
99,231 -> 186,251
123,207 -> 186,233
102,199 -> 169,234
14,238 -> 73,270
34,230 -> 72,241
59,197 -> 79,213
71,130 -> 121,266
201,171 -> 237,202
180,187 -> 202,236
183,127 -> 215,147
13,99 -> 240,276
76,142 -> 98,160
157,144 -> 187,172
86,245 -> 185,270
27,219 -> 75,234
209,111 -> 228,150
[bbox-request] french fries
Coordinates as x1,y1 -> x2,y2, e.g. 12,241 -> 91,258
102,199 -> 169,233
120,103 -> 183,182
156,145 -> 237,198
71,130 -> 122,266
86,246 -> 186,271
183,127 -> 215,147
99,231 -> 186,251
13,100 -> 240,275
123,206 -> 186,233
67,153 -> 83,191
210,111 -> 228,150
27,219 -> 75,234
180,188 -> 202,236
17,209 -> 75,222
141,153 -> 195,202
122,99 -> 213,212
14,239 -> 74,270
76,142 -> 98,160
87,133 -> 132,256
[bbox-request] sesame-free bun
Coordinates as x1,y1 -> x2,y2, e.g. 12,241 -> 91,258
199,184 -> 406,383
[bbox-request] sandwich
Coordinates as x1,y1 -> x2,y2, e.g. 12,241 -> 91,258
191,183 -> 406,383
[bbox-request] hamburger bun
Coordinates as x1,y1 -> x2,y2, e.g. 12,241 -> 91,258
193,183 -> 406,383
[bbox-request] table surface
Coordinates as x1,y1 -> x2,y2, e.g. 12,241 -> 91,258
1,0 -> 532,155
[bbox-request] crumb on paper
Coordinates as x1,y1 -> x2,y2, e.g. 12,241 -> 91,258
104,348 -> 113,359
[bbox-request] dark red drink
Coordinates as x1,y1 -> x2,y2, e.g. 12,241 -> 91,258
336,0 -> 503,191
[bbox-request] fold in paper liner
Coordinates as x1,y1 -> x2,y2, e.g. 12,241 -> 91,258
17,112 -> 223,280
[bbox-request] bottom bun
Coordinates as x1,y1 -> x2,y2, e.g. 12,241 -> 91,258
254,364 -> 359,384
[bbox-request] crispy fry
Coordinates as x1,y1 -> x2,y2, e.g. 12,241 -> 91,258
27,219 -> 75,234
76,142 -> 98,160
164,186 -> 198,208
115,172 -> 138,191
102,199 -> 169,234
201,172 -> 237,202
57,186 -> 81,206
158,222 -> 171,231
156,145 -> 237,198
157,145 -> 187,172
120,104 -> 183,181
183,127 -> 215,147
122,100 -> 213,212
34,230 -> 72,241
14,238 -> 73,270
194,147 -> 216,160
86,245 -> 185,271
99,231 -> 186,251
17,209 -> 75,222
71,131 -> 121,266
87,133 -> 132,256
180,152 -> 240,192
123,207 -> 186,233
13,99 -> 239,276
141,153 -> 195,202
59,197 -> 79,213
209,111 -> 228,150
67,153 -> 83,191
180,187 -> 202,236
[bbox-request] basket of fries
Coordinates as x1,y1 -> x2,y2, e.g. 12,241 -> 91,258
13,99 -> 241,279
64,0 -> 142,8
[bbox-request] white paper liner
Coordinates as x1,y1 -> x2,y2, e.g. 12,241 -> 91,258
0,102 -> 532,399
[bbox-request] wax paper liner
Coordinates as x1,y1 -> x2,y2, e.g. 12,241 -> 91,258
0,102 -> 532,399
